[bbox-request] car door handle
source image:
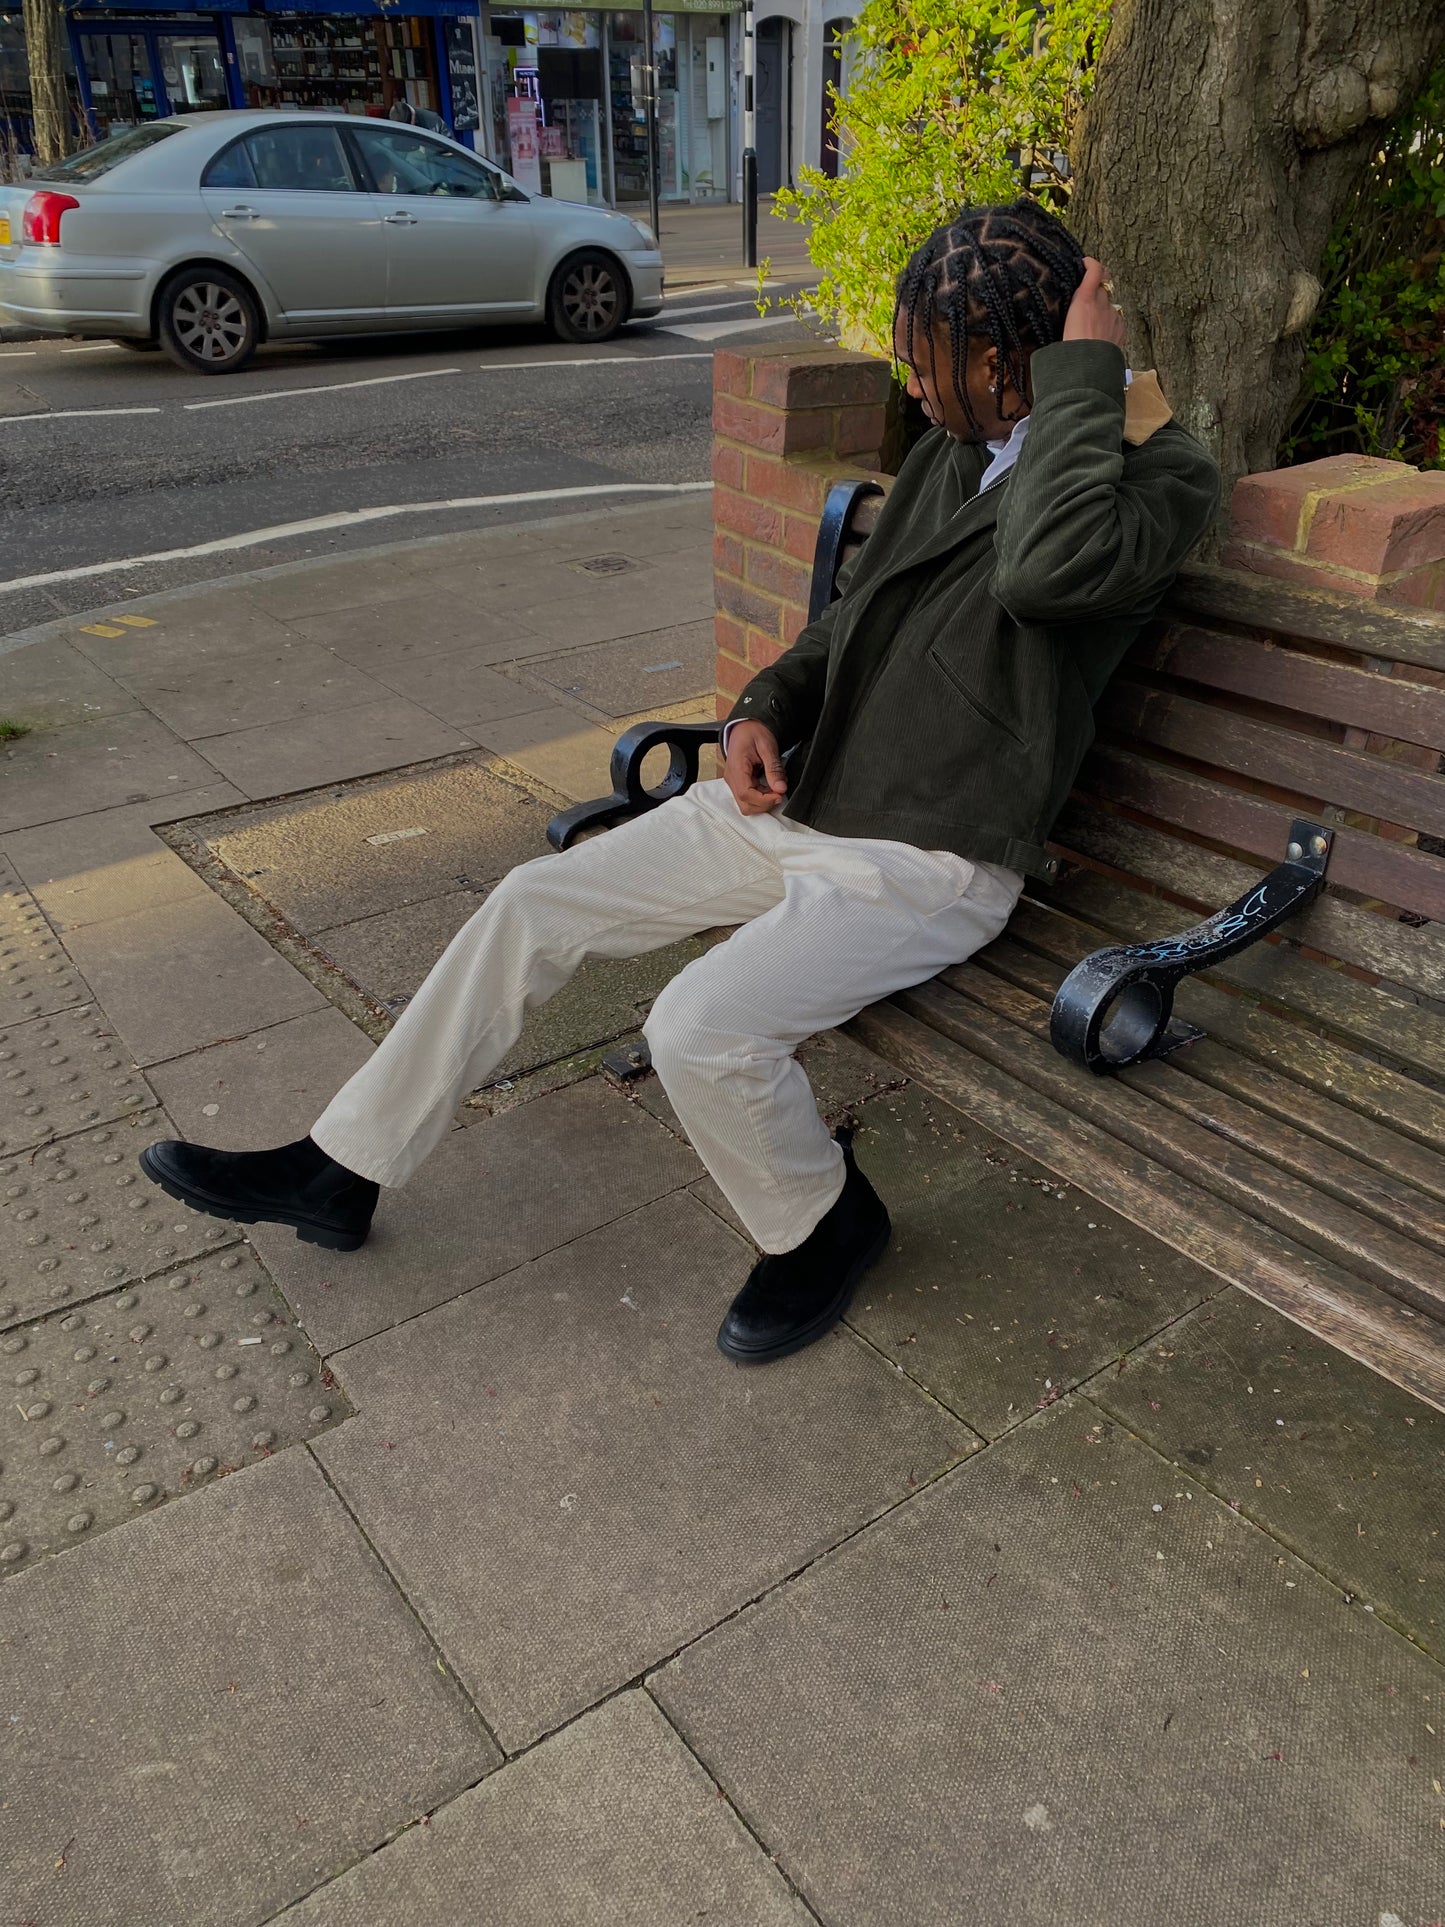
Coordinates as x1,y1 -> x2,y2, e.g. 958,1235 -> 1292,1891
383,211 -> 419,225
219,206 -> 258,220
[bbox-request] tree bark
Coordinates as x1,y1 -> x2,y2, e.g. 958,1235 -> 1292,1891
1071,0 -> 1445,506
22,0 -> 71,165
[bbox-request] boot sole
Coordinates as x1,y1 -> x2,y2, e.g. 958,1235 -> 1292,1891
717,1216 -> 892,1365
139,1145 -> 368,1253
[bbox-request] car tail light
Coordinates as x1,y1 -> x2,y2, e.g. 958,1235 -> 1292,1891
22,191 -> 79,246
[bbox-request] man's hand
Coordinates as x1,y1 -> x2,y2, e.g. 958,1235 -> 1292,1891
724,719 -> 789,815
1063,257 -> 1127,349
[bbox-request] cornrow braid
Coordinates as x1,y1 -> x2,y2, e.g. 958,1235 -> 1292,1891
895,198 -> 1086,438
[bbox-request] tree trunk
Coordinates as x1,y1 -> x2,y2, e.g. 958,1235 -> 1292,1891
22,0 -> 71,166
1071,0 -> 1445,507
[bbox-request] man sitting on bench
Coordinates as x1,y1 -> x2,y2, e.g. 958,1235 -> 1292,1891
141,200 -> 1220,1365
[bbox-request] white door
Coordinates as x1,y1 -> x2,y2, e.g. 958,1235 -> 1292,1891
350,124 -> 537,318
200,122 -> 388,322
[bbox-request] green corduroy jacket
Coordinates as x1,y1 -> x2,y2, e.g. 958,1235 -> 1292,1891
727,338 -> 1222,880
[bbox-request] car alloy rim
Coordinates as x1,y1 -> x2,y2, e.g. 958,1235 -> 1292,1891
562,263 -> 618,334
172,282 -> 248,362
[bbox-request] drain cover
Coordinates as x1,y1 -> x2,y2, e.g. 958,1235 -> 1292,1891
0,1245 -> 346,1574
572,554 -> 638,577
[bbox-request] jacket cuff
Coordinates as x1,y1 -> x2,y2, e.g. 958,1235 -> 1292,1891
1028,338 -> 1128,406
726,686 -> 792,742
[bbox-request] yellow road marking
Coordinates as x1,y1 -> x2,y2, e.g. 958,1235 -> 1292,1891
79,623 -> 125,636
114,614 -> 156,627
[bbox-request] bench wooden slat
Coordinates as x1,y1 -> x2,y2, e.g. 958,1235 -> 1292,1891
957,935 -> 1445,1209
1076,745 -> 1445,923
1136,624 -> 1445,752
1166,563 -> 1445,676
999,898 -> 1445,1156
1099,682 -> 1445,840
894,976 -> 1445,1315
1052,801 -> 1445,1002
848,999 -> 1445,1414
1049,869 -> 1445,1086
945,959 -> 1445,1258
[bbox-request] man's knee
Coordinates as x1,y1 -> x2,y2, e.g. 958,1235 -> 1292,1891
644,968 -> 765,1087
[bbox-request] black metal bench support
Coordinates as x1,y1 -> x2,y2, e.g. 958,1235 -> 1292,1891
1048,820 -> 1334,1075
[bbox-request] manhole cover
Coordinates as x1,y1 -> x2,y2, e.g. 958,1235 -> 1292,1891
572,554 -> 638,577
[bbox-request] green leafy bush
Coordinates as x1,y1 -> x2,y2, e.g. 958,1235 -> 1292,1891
1284,65 -> 1445,470
769,0 -> 1112,358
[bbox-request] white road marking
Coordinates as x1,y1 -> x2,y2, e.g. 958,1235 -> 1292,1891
186,366 -> 463,410
0,404 -> 162,424
0,481 -> 713,595
0,349 -> 38,358
61,342 -> 117,353
659,314 -> 802,343
645,296 -> 764,321
474,351 -> 712,371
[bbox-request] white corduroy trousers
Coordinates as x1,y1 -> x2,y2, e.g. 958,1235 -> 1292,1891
311,778 -> 1023,1254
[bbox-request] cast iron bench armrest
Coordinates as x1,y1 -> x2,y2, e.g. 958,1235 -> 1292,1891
544,478 -> 884,853
1049,819 -> 1334,1074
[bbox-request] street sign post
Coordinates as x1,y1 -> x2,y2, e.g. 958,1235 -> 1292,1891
742,0 -> 757,267
641,0 -> 662,246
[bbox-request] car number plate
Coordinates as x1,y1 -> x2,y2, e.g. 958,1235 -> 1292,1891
0,215 -> 10,246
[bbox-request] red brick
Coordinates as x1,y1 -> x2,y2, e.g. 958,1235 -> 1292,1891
1380,560 -> 1445,612
714,610 -> 747,657
713,530 -> 745,580
1226,456 -> 1399,552
714,487 -> 783,546
782,605 -> 810,646
711,442 -> 746,490
751,352 -> 893,412
716,574 -> 783,635
712,393 -> 790,451
834,403 -> 889,459
746,546 -> 812,606
712,350 -> 752,400
1303,471 -> 1445,575
782,512 -> 822,564
1218,541 -> 1382,600
747,634 -> 787,672
746,453 -> 834,514
715,649 -> 754,698
714,690 -> 734,723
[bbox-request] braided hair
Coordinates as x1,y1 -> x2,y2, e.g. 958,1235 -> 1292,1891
895,199 -> 1086,437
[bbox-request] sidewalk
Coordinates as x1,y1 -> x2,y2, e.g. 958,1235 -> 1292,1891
661,197 -> 814,289
0,498 -> 1441,1927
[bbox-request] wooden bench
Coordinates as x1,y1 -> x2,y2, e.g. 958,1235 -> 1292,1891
550,483 -> 1445,1413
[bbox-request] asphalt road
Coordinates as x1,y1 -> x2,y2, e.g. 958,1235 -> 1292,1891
0,280 -> 817,638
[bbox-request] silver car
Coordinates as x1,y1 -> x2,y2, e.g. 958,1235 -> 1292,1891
0,110 -> 665,374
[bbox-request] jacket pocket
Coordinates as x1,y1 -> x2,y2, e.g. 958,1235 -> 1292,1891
927,644 -> 1029,751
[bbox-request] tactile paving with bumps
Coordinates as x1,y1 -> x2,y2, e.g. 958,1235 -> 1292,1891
0,1115 -> 240,1332
0,1245 -> 346,1574
0,855 -> 88,1026
0,1004 -> 154,1156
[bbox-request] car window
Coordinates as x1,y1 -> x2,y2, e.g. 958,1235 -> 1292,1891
202,140 -> 257,191
31,123 -> 182,183
236,125 -> 356,194
354,126 -> 498,200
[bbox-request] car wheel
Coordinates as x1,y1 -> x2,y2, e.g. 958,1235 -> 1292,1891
112,338 -> 159,352
157,268 -> 259,375
547,250 -> 629,345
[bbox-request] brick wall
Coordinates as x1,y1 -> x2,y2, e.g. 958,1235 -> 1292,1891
712,343 -> 897,724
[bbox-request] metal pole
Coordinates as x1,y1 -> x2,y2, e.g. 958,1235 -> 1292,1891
742,0 -> 757,267
641,0 -> 661,244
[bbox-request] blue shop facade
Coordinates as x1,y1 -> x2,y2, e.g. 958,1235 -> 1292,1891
0,0 -> 742,207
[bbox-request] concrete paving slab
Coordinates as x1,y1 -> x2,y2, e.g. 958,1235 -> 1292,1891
515,581 -> 716,650
251,554 -> 452,622
314,1190 -> 975,1750
1092,1289 -> 1445,1665
0,1450 -> 496,1927
62,890 -> 326,1066
0,855 -> 89,1026
253,1076 -> 702,1353
313,888 -> 485,1012
147,1007 -> 374,1150
0,1111 -> 239,1333
364,641 -> 557,730
473,706 -> 625,805
519,621 -> 714,718
194,697 -> 475,799
0,711 -> 221,833
0,638 -> 141,730
274,1692 -> 812,1927
127,640 -> 390,741
0,1243 -> 346,1575
2,786 -> 240,932
0,1004 -> 153,1157
294,592 -> 537,669
71,601 -> 301,675
840,1087 -> 1217,1438
653,1397 -> 1445,1927
195,759 -> 553,933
